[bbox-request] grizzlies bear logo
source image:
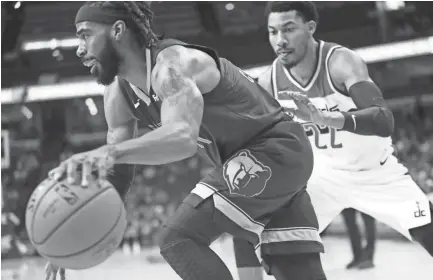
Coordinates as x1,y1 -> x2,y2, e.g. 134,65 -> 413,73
223,150 -> 272,197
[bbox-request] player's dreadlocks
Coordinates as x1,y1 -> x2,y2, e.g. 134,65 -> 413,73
81,1 -> 160,48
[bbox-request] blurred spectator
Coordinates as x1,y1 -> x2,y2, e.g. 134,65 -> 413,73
1,186 -> 25,259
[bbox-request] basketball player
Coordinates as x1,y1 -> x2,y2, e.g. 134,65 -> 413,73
45,2 -> 326,280
233,2 -> 433,280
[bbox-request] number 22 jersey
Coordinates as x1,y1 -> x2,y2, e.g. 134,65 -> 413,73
269,40 -> 393,171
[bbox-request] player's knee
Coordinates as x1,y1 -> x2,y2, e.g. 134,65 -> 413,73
158,226 -> 187,251
263,253 -> 326,280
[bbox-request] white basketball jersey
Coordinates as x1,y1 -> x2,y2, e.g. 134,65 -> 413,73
271,40 -> 393,171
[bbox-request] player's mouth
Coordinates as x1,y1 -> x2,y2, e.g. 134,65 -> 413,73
277,49 -> 294,59
83,59 -> 97,74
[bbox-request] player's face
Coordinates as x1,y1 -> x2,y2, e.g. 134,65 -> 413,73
268,11 -> 313,68
76,22 -> 121,85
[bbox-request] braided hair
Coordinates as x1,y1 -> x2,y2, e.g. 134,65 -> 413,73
82,1 -> 160,48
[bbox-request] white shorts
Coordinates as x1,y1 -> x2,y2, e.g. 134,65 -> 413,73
308,155 -> 431,240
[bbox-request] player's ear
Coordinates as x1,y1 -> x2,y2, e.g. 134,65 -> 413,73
306,20 -> 317,35
111,20 -> 127,41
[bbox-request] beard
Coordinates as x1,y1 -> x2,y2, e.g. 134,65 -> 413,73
279,39 -> 309,69
93,35 -> 121,86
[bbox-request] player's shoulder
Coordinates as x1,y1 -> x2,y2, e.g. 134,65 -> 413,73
328,46 -> 369,84
327,43 -> 372,90
152,44 -> 220,93
328,47 -> 365,72
155,45 -> 215,71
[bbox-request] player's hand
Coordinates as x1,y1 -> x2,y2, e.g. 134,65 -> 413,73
48,145 -> 116,186
45,262 -> 66,280
278,91 -> 327,126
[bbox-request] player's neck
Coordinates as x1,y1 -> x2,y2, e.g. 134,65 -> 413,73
118,48 -> 149,94
288,40 -> 319,84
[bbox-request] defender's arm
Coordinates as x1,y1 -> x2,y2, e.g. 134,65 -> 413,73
322,48 -> 394,137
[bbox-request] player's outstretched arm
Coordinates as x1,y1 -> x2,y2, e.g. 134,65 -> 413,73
325,48 -> 394,137
112,45 -> 220,165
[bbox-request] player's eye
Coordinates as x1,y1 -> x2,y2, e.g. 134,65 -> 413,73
78,33 -> 89,41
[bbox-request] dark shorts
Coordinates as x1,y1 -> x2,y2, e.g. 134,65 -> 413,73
163,121 -> 324,258
232,190 -> 323,268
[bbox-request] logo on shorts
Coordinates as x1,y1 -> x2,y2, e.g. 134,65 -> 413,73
414,201 -> 426,218
223,150 -> 272,197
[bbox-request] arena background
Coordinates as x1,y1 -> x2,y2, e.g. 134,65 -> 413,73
1,1 -> 433,280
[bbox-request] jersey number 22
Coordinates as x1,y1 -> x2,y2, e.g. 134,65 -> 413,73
304,123 -> 343,149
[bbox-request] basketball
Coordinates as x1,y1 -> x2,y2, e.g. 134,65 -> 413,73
25,177 -> 126,270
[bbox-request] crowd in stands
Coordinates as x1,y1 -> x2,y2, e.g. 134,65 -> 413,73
393,103 -> 433,194
1,103 -> 432,259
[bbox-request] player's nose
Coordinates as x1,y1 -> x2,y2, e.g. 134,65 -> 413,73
276,32 -> 288,47
76,43 -> 86,58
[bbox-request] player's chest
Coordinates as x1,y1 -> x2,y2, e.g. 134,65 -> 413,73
128,90 -> 163,130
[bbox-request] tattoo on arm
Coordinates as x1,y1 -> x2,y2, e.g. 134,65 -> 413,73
155,64 -> 204,134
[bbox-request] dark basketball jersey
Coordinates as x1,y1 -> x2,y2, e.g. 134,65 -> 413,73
118,39 -> 288,166
271,40 -> 393,171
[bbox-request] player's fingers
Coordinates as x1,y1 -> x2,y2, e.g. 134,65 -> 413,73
277,91 -> 309,110
294,94 -> 311,107
276,91 -> 293,100
81,158 -> 93,187
279,90 -> 303,101
106,148 -> 116,170
279,91 -> 300,102
97,157 -> 109,184
283,107 -> 298,116
66,159 -> 79,184
308,102 -> 319,113
60,268 -> 66,280
293,98 -> 306,109
289,92 -> 312,108
49,165 -> 65,181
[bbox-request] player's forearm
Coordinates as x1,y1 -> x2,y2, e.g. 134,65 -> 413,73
322,107 -> 394,137
112,123 -> 197,165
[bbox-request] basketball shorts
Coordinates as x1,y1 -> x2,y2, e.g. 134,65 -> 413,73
163,121 -> 324,262
308,155 -> 431,240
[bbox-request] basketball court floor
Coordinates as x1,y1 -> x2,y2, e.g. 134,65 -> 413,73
2,236 -> 432,280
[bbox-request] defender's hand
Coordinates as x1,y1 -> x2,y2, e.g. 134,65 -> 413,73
49,145 -> 116,186
45,262 -> 66,280
278,91 -> 327,126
